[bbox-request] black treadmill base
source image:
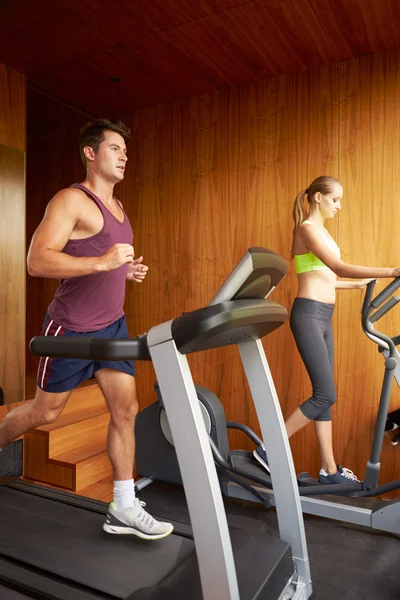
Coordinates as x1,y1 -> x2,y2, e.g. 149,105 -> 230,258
138,481 -> 294,600
0,481 -> 294,600
0,583 -> 34,600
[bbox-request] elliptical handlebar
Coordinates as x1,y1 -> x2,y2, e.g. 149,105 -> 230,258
362,276 -> 400,357
361,279 -> 376,315
370,296 -> 400,324
370,276 -> 400,309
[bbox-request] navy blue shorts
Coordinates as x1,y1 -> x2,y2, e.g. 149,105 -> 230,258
37,314 -> 135,393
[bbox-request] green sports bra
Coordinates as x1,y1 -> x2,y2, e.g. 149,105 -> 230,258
294,220 -> 340,275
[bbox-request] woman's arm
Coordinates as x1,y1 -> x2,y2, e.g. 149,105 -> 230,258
300,225 -> 400,279
335,278 -> 375,290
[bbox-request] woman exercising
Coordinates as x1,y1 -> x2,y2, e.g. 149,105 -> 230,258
254,176 -> 400,484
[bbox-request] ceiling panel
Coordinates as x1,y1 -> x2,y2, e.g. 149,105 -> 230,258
1,0 -> 399,114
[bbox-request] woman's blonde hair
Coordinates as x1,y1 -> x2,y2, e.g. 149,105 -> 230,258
291,176 -> 341,256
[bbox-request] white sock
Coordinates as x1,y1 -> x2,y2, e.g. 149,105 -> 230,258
319,469 -> 329,476
113,479 -> 135,511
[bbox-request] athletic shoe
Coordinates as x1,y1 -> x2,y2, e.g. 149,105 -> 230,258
103,498 -> 174,540
253,443 -> 270,474
318,465 -> 360,484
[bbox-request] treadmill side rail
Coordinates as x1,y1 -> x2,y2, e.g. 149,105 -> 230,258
238,338 -> 312,599
148,322 -> 240,600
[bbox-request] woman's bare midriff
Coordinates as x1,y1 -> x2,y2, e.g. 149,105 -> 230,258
296,270 -> 337,304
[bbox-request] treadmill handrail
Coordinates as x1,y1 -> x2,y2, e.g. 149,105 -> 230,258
171,299 -> 287,354
31,301 -> 288,361
30,335 -> 151,361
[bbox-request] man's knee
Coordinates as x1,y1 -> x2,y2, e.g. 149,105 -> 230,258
40,408 -> 63,426
31,395 -> 68,426
109,397 -> 139,426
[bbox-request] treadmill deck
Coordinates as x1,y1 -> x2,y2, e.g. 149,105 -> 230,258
0,481 -> 292,600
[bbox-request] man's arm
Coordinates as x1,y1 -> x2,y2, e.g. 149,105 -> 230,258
27,189 -> 134,279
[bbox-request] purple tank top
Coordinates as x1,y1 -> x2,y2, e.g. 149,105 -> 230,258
48,184 -> 134,332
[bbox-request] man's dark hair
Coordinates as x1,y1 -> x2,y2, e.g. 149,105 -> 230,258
79,119 -> 131,166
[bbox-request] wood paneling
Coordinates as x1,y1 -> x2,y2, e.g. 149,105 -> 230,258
1,1 -> 400,113
121,48 -> 400,496
0,144 -> 26,405
0,61 -> 26,405
25,47 -> 400,498
0,0 -> 247,74
0,64 -> 26,151
25,87 -> 87,373
121,62 -> 340,469
338,50 -> 400,496
118,98 -> 209,393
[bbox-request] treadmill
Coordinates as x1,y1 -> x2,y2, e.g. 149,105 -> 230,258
0,247 -> 312,600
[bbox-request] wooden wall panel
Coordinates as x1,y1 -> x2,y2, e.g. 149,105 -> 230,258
122,63 -> 340,466
0,64 -> 26,151
0,62 -> 26,405
338,50 -> 400,495
25,48 -> 400,497
266,65 -> 340,475
0,145 -> 26,405
120,98 -> 208,402
25,88 -> 87,374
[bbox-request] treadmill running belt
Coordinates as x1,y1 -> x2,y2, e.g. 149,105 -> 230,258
0,585 -> 33,599
0,486 -> 194,599
0,483 -> 294,600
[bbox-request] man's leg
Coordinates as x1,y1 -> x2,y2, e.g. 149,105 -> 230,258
94,368 -> 173,540
94,368 -> 137,482
0,387 -> 72,449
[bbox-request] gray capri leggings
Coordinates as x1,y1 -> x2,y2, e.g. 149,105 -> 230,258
289,298 -> 336,422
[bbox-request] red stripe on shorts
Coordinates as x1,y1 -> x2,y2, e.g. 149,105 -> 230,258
37,319 -> 66,391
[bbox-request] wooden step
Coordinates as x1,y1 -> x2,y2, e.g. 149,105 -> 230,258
44,408 -> 109,457
51,439 -> 106,464
52,440 -> 112,492
75,451 -> 112,492
73,476 -> 113,503
21,476 -> 114,504
23,386 -> 110,490
57,385 -> 106,415
24,432 -> 75,489
25,434 -> 112,492
37,404 -> 108,433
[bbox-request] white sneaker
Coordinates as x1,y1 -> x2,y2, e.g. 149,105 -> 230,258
103,498 -> 174,540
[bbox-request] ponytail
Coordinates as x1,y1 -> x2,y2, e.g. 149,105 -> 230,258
290,176 -> 341,258
291,190 -> 308,257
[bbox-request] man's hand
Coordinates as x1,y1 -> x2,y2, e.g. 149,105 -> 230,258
101,244 -> 135,271
127,256 -> 149,282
